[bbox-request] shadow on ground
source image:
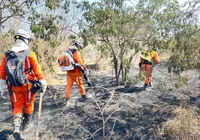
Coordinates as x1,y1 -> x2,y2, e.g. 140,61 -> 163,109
0,129 -> 12,140
115,86 -> 146,93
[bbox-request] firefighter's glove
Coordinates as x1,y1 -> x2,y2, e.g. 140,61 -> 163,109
0,80 -> 8,99
39,79 -> 47,94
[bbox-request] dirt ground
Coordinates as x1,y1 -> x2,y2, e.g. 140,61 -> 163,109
0,65 -> 199,140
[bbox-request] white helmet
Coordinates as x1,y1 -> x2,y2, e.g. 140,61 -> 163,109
74,41 -> 83,48
14,29 -> 30,40
11,29 -> 30,52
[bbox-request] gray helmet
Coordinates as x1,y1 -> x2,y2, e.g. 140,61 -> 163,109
74,41 -> 83,48
153,47 -> 158,51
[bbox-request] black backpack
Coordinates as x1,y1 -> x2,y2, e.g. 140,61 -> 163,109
5,50 -> 31,86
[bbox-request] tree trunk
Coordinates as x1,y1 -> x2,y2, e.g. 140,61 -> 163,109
124,56 -> 133,83
121,63 -> 124,85
113,55 -> 119,85
0,10 -> 2,33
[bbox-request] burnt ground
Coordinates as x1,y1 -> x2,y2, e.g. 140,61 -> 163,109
0,65 -> 200,140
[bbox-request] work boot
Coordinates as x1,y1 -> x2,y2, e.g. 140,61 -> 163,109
143,84 -> 148,89
13,114 -> 22,140
79,95 -> 87,101
21,113 -> 31,131
66,98 -> 70,106
148,82 -> 152,87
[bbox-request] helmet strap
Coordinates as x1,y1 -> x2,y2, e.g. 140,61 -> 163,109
15,35 -> 29,44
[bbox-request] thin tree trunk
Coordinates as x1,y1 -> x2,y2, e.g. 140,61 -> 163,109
113,55 -> 118,85
0,10 -> 2,33
121,64 -> 124,84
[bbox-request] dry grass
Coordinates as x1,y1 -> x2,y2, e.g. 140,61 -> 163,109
29,40 -> 70,85
159,51 -> 171,63
32,39 -> 112,85
0,35 -> 173,85
28,39 -> 112,85
82,44 -> 113,71
0,34 -> 13,58
162,107 -> 200,140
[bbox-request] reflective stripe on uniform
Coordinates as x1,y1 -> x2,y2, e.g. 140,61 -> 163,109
13,93 -> 17,102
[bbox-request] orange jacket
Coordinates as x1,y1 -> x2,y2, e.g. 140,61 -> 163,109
67,51 -> 86,74
0,51 -> 44,81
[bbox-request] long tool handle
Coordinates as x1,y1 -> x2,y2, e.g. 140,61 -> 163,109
82,73 -> 90,86
35,92 -> 43,140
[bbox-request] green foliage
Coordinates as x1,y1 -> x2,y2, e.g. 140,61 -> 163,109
0,0 -> 75,43
2,0 -> 199,81
45,0 -> 60,10
80,0 -> 146,84
50,40 -> 57,48
135,70 -> 146,81
174,76 -> 189,89
46,55 -> 56,73
30,15 -> 58,41
31,42 -> 39,57
0,0 -> 76,76
68,35 -> 76,40
80,0 -> 200,83
169,28 -> 200,74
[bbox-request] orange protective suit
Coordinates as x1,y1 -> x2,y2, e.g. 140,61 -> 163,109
140,51 -> 160,86
65,51 -> 87,99
0,51 -> 44,115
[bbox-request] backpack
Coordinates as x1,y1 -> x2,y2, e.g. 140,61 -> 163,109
58,48 -> 76,71
5,50 -> 31,86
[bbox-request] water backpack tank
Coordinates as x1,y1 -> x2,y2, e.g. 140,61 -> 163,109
58,49 -> 75,71
140,51 -> 152,62
5,50 -> 31,86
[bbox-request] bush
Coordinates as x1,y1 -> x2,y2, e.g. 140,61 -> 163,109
162,107 -> 200,140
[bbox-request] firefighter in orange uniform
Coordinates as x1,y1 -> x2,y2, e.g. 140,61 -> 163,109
0,29 -> 47,139
139,47 -> 160,89
65,41 -> 88,105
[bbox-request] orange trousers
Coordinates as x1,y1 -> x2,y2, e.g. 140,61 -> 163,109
141,64 -> 154,85
66,72 -> 85,99
10,84 -> 35,115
